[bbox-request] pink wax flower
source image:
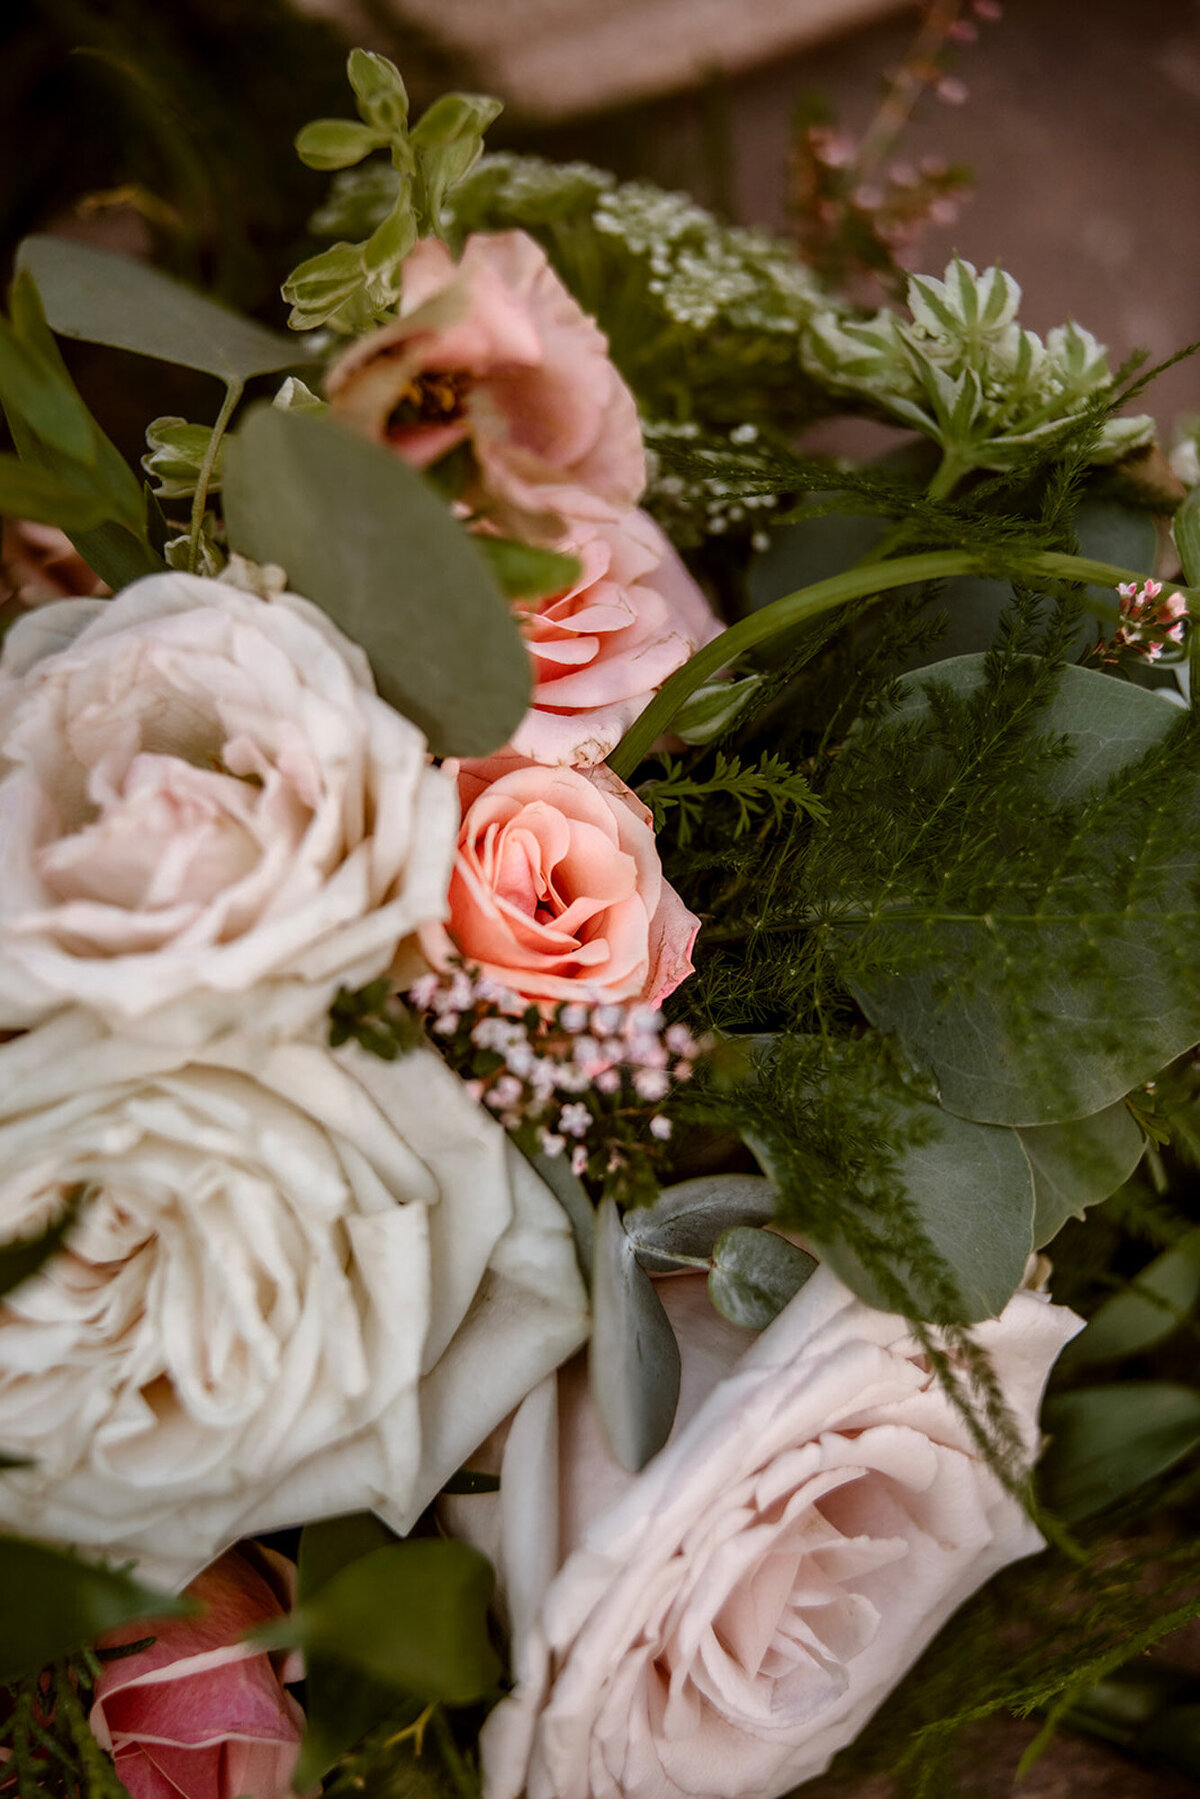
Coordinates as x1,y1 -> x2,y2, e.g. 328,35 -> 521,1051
89,1546 -> 305,1799
509,507 -> 720,768
423,755 -> 699,1009
325,231 -> 646,534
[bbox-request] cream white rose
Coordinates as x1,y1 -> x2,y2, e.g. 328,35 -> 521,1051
447,1268 -> 1081,1799
0,573 -> 457,1042
0,1009 -> 588,1587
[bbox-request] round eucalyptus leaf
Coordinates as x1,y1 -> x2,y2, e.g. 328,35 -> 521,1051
708,1227 -> 817,1330
624,1174 -> 777,1274
1019,1101 -> 1145,1247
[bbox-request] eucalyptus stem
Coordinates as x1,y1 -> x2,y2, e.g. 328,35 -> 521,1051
186,378 -> 242,574
607,550 -> 1198,780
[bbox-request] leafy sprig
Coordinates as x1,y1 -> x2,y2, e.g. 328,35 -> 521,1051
639,750 -> 828,845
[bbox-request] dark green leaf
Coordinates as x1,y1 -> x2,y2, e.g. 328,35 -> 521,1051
0,1186 -> 85,1302
222,406 -> 531,756
804,1098 -> 1035,1323
624,1174 -> 776,1274
708,1227 -> 817,1329
1039,1383 -> 1200,1522
68,521 -> 163,592
1176,487 -> 1200,588
1061,1228 -> 1200,1367
17,237 -> 311,384
591,1197 -> 680,1471
0,318 -> 95,463
1020,1101 -> 1146,1247
0,1535 -> 192,1685
254,1540 -> 501,1704
852,657 -> 1200,1125
297,1512 -> 398,1602
0,455 -> 108,531
440,1469 -> 502,1495
1075,495 -> 1157,613
475,536 -> 581,600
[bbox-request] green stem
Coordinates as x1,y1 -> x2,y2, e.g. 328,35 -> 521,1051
606,550 -> 1197,780
430,1708 -> 480,1799
187,378 -> 242,574
925,447 -> 971,503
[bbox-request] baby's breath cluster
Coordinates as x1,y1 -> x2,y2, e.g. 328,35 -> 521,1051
643,420 -> 783,548
406,965 -> 706,1204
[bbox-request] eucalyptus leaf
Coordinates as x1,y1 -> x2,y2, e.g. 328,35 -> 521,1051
624,1174 -> 777,1275
1060,1229 -> 1200,1368
1177,486 -> 1200,588
254,1540 -> 500,1704
528,1149 -> 594,1285
17,236 -> 311,383
1019,1101 -> 1145,1247
795,1098 -> 1034,1323
1039,1383 -> 1200,1522
851,657 -> 1200,1125
591,1197 -> 680,1471
708,1227 -> 817,1330
0,1535 -> 192,1685
222,406 -> 531,756
1075,495 -> 1157,613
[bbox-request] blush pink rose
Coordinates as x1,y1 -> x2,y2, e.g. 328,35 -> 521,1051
325,231 -> 646,533
89,1546 -> 304,1799
446,1266 -> 1082,1799
509,508 -> 720,767
423,755 -> 699,1007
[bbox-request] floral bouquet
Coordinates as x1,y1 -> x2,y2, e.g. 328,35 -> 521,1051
2,25 -> 1200,1799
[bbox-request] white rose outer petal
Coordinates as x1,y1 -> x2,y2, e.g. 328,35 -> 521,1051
0,1010 -> 589,1588
0,573 -> 458,1044
451,1269 -> 1082,1799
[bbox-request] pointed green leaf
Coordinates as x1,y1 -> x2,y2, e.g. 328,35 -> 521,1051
222,405 -> 531,756
476,536 -> 581,601
591,1198 -> 680,1471
0,455 -> 109,531
1040,1383 -> 1200,1522
254,1540 -> 500,1704
347,49 -> 409,134
1020,1101 -> 1145,1247
0,317 -> 95,463
0,1535 -> 192,1685
1061,1229 -> 1200,1368
708,1227 -> 817,1330
18,236 -> 311,383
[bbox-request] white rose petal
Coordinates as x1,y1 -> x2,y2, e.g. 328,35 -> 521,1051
446,1269 -> 1082,1799
0,573 -> 458,1043
0,1010 -> 589,1587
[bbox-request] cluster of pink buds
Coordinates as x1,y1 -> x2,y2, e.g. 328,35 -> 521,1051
1102,580 -> 1188,663
405,965 -> 707,1203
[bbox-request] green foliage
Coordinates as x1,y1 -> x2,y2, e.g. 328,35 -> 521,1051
142,415 -> 222,500
0,269 -> 160,588
254,1538 -> 501,1705
17,235 -> 308,384
1020,1102 -> 1146,1247
803,257 -> 1154,496
0,1537 -> 192,1686
639,750 -> 827,845
222,404 -> 531,756
707,1226 -> 817,1329
284,51 -> 501,332
590,1197 -> 681,1473
0,1184 -> 86,1304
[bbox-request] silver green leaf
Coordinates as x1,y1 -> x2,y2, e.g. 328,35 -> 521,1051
1019,1102 -> 1145,1248
222,405 -> 531,757
708,1227 -> 817,1330
590,1198 -> 680,1472
623,1174 -> 776,1275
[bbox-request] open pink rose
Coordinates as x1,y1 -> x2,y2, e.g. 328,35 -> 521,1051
510,508 -> 720,767
90,1546 -> 304,1799
448,1267 -> 1082,1799
325,231 -> 646,533
423,755 -> 698,1007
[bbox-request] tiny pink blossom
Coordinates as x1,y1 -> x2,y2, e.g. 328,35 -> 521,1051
649,1116 -> 673,1141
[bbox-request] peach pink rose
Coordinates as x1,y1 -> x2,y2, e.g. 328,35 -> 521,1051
447,1265 -> 1082,1799
510,508 -> 720,767
423,755 -> 698,1007
90,1545 -> 304,1799
325,231 -> 646,533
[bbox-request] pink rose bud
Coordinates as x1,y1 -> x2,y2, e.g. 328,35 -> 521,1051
89,1546 -> 305,1799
